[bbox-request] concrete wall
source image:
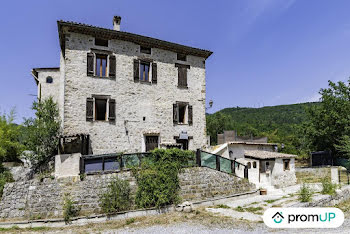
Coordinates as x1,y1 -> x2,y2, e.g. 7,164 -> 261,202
227,144 -> 274,160
0,167 -> 254,220
271,158 -> 296,188
36,69 -> 61,105
57,32 -> 207,154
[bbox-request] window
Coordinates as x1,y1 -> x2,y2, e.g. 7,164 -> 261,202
140,62 -> 150,82
177,53 -> 186,61
86,97 -> 116,122
87,52 -> 116,78
283,159 -> 290,171
176,139 -> 188,150
253,162 -> 257,168
265,161 -> 270,170
140,46 -> 151,54
95,98 -> 107,120
96,54 -> 107,77
247,162 -> 251,169
46,76 -> 53,83
145,136 -> 159,152
95,38 -> 109,47
175,63 -> 190,88
173,103 -> 193,125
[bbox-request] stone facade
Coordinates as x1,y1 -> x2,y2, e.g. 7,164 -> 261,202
32,18 -> 212,154
0,167 -> 254,220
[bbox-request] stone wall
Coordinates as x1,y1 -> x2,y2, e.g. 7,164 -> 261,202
0,167 -> 254,220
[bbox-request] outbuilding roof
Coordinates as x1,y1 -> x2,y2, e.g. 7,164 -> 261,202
244,150 -> 297,159
227,141 -> 278,146
57,20 -> 213,59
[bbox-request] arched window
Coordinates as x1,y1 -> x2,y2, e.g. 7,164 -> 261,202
46,76 -> 53,83
253,162 -> 257,168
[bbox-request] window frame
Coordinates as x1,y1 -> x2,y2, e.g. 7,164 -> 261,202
95,54 -> 108,78
177,102 -> 188,124
283,159 -> 290,171
94,98 -> 108,121
139,61 -> 151,82
144,135 -> 159,152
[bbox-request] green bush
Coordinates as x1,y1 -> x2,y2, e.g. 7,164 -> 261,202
63,194 -> 80,224
298,183 -> 313,202
133,148 -> 195,208
0,166 -> 14,199
321,177 -> 337,195
99,176 -> 132,214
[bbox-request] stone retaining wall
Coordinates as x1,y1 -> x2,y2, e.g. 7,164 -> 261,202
0,167 -> 254,220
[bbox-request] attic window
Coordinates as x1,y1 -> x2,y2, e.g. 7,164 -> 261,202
140,46 -> 151,54
46,76 -> 53,83
95,38 -> 109,47
177,53 -> 186,61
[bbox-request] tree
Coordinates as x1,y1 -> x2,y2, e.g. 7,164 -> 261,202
24,97 -> 60,168
206,112 -> 233,145
0,109 -> 25,162
303,79 -> 350,158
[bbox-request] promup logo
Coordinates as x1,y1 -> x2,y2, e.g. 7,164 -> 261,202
272,212 -> 284,224
264,208 -> 344,228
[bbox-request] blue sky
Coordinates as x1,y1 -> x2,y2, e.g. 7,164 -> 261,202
1,0 -> 350,123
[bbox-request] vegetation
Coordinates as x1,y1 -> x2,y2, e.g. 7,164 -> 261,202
23,97 -> 60,168
133,148 -> 195,208
303,80 -> 350,163
298,183 -> 313,202
0,109 -> 25,162
99,177 -> 132,214
321,177 -> 337,195
0,166 -> 14,198
63,193 -> 80,224
206,103 -> 318,156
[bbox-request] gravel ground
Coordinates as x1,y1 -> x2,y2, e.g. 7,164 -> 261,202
107,219 -> 350,234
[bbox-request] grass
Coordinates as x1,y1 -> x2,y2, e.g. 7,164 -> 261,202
213,204 -> 230,209
335,197 -> 350,216
0,208 -> 258,233
264,199 -> 279,204
234,206 -> 263,214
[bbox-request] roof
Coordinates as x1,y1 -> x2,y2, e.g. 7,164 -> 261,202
244,150 -> 297,159
228,141 -> 278,146
57,20 -> 213,59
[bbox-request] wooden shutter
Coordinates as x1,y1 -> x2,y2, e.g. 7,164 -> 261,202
109,55 -> 116,78
173,103 -> 178,124
108,99 -> 116,121
87,53 -> 94,76
175,64 -> 189,87
133,59 -> 139,82
188,105 -> 193,126
152,63 -> 157,84
86,98 -> 94,121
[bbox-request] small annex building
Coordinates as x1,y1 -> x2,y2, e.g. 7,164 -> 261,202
210,141 -> 297,188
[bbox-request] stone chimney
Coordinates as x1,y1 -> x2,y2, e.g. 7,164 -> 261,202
113,16 -> 121,31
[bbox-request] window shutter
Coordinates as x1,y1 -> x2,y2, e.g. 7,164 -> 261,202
188,105 -> 193,126
87,53 -> 94,76
86,98 -> 94,121
108,99 -> 116,121
133,59 -> 139,82
173,103 -> 178,124
109,55 -> 116,78
175,64 -> 189,87
152,63 -> 157,84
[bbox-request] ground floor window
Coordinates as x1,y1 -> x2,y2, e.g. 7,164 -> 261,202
283,159 -> 290,170
176,139 -> 188,150
145,136 -> 159,152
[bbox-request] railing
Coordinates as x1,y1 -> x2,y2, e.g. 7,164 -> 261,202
81,152 -> 150,174
80,149 -> 248,179
196,150 -> 248,179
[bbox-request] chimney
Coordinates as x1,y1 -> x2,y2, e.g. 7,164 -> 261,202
113,16 -> 121,31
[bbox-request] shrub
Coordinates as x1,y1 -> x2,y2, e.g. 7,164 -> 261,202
0,167 -> 14,199
99,176 -> 132,214
63,194 -> 80,224
321,177 -> 337,195
298,183 -> 313,202
133,148 -> 195,208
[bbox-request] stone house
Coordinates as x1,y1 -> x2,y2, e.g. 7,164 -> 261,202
211,141 -> 296,188
31,16 -> 212,155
